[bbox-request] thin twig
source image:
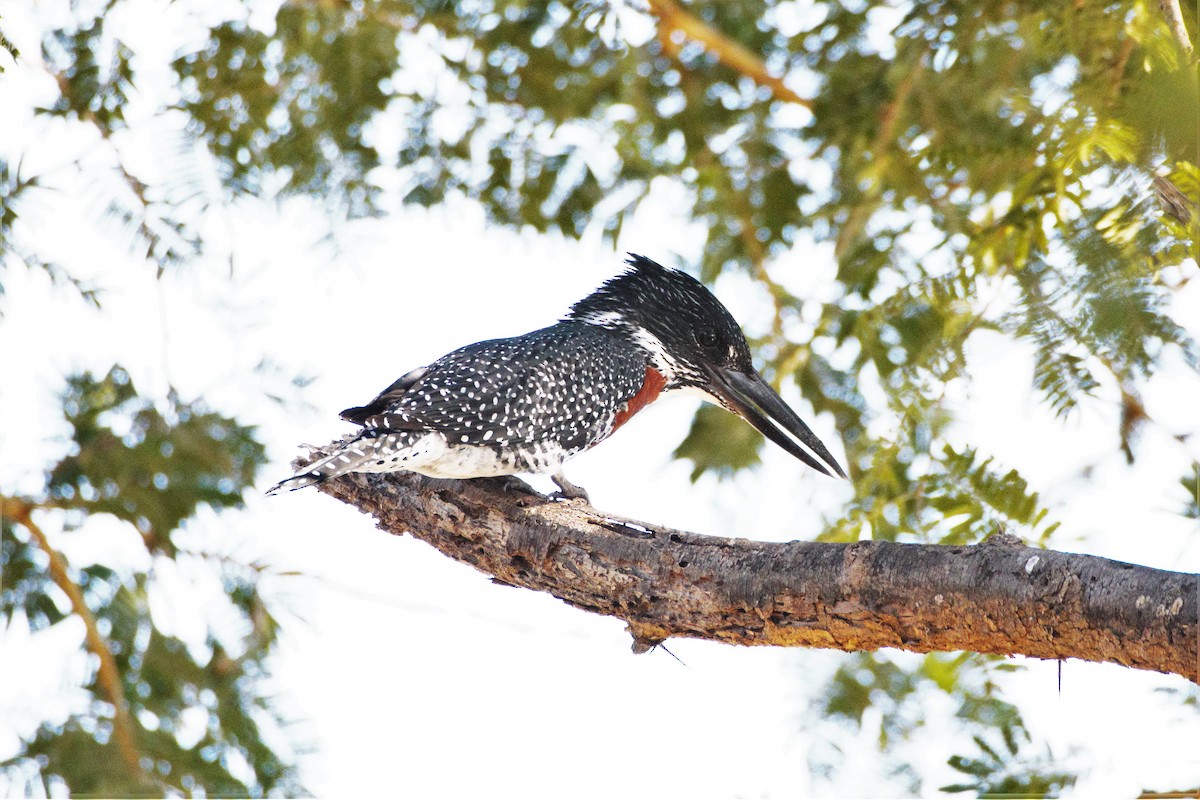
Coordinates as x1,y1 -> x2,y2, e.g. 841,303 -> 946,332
834,52 -> 924,261
1,497 -> 144,780
1105,34 -> 1136,107
646,0 -> 812,108
45,61 -> 183,272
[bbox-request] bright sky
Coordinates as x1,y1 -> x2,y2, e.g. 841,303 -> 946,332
3,184 -> 1198,796
1,3 -> 1199,797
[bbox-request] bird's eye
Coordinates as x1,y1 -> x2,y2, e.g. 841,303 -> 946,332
695,328 -> 719,349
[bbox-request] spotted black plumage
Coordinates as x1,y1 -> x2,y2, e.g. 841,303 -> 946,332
269,254 -> 846,500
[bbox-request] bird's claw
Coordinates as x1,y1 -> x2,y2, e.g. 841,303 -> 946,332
550,472 -> 591,504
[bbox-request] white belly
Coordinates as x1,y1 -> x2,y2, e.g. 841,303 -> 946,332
351,431 -> 564,479
410,439 -> 518,478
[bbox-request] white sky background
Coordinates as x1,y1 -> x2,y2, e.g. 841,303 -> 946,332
1,2 -> 1200,797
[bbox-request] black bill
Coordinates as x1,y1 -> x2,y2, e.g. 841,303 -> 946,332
706,366 -> 847,479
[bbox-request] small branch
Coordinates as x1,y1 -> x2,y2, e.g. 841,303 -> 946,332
729,186 -> 788,343
44,63 -> 187,272
1153,174 -> 1195,224
1105,33 -> 1136,107
1,497 -> 144,778
1158,0 -> 1195,60
834,51 -> 924,262
645,0 -> 812,109
310,470 -> 1200,683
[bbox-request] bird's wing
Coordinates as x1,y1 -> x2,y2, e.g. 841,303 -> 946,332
340,366 -> 431,424
351,323 -> 649,451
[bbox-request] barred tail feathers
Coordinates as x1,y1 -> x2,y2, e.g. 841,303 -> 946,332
266,433 -> 403,495
266,472 -> 325,494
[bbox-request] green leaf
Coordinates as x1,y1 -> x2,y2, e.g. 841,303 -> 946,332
48,366 -> 266,549
1180,463 -> 1200,519
673,404 -> 763,482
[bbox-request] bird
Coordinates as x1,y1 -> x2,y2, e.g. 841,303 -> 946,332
268,254 -> 846,501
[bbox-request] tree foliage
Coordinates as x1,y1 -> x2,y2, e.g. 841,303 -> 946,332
1,0 -> 1197,794
815,651 -> 1076,796
1,369 -> 293,795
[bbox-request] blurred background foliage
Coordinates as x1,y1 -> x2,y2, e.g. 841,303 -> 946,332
1,0 -> 1197,794
2,368 -> 296,795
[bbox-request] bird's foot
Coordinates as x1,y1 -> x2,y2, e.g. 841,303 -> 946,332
481,475 -> 542,506
550,471 -> 590,504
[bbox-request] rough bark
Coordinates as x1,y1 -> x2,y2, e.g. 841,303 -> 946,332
313,470 -> 1200,683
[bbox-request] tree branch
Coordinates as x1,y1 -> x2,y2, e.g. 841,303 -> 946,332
1157,0 -> 1195,60
834,49 -> 924,262
44,64 -> 193,271
645,0 -> 812,109
1105,33 -> 1137,107
0,497 -> 145,777
310,470 -> 1200,683
1153,174 -> 1196,224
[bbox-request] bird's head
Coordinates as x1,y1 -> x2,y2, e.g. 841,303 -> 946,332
569,254 -> 846,478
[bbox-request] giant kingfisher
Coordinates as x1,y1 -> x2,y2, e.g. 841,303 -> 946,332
269,255 -> 846,500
